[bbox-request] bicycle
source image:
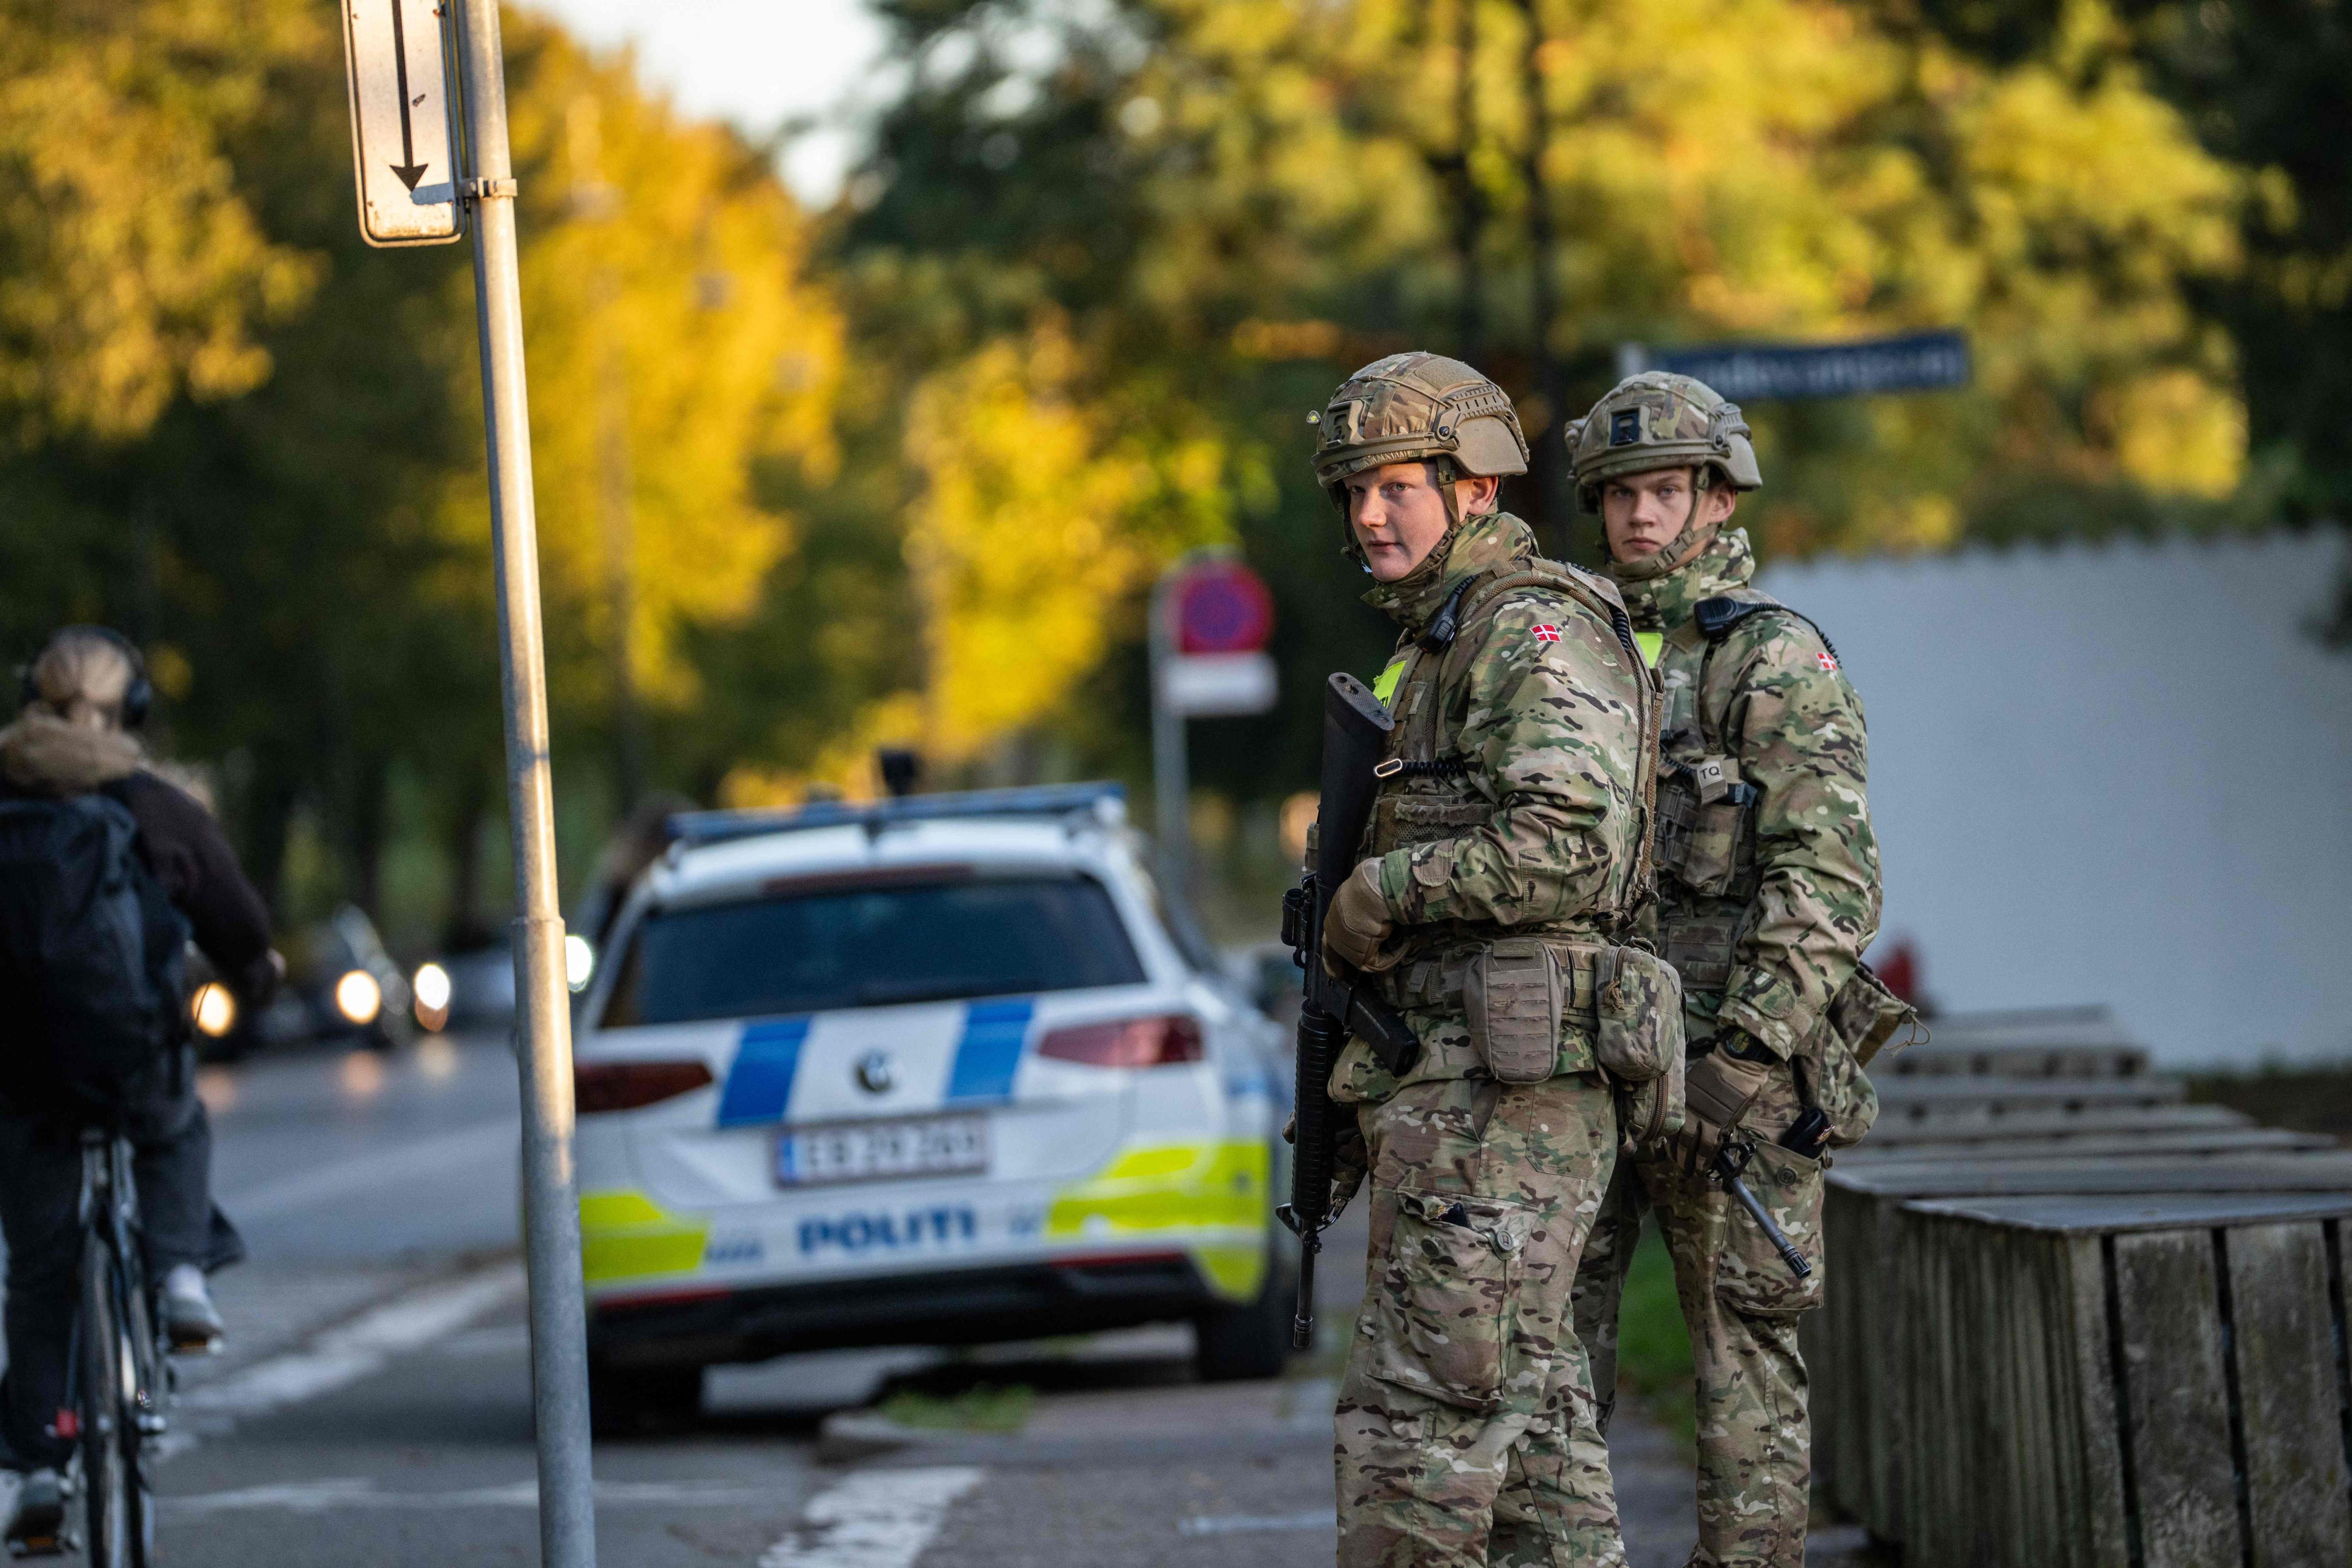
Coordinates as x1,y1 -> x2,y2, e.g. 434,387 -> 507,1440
49,1128 -> 167,1566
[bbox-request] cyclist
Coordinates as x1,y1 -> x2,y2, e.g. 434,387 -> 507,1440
0,628 -> 279,1551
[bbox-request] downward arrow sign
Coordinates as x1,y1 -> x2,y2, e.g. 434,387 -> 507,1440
387,0 -> 429,192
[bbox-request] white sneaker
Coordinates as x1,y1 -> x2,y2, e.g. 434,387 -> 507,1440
163,1264 -> 225,1353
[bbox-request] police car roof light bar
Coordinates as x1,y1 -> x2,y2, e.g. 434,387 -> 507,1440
666,781 -> 1129,850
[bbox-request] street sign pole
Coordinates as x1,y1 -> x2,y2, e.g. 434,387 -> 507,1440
1149,555 -> 1280,902
449,2 -> 597,1563
1148,577 -> 1190,899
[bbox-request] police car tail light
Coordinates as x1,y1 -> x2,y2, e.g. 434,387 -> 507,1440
1037,1014 -> 1204,1067
574,1060 -> 715,1114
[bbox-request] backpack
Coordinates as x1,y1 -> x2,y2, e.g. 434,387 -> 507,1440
0,793 -> 190,1115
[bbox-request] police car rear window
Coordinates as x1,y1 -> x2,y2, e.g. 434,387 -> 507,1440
599,875 -> 1146,1027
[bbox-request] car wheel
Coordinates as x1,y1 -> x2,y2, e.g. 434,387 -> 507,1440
587,1359 -> 703,1438
1194,1250 -> 1295,1383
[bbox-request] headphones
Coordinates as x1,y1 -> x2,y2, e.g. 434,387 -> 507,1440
17,626 -> 154,731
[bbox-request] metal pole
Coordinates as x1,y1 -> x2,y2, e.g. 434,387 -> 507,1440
452,2 -> 597,1562
1148,572 -> 1189,899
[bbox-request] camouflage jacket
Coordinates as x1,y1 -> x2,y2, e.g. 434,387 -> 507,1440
1330,511 -> 1655,1101
1608,528 -> 1880,1060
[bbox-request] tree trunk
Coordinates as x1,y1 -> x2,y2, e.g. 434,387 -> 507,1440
442,765 -> 493,951
240,764 -> 302,926
1454,0 -> 1484,359
346,752 -> 388,924
1516,0 -> 1569,558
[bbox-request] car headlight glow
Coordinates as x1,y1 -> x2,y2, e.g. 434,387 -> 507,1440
334,968 -> 384,1026
191,982 -> 237,1038
412,961 -> 453,1013
564,933 -> 594,992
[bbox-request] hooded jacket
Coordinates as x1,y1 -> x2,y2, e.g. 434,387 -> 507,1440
0,713 -> 277,1002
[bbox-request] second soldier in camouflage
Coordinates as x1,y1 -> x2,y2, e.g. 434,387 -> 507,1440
1562,374 -> 1893,1568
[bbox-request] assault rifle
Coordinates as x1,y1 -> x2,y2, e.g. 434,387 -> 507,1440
1276,673 -> 1423,1351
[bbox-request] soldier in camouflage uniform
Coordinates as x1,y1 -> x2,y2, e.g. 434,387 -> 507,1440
1562,374 -> 1888,1568
1308,353 -> 1680,1567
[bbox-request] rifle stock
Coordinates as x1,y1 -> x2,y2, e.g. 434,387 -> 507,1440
1277,674 -> 1418,1351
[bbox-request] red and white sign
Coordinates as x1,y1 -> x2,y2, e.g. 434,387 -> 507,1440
1533,625 -> 1562,643
1157,558 -> 1278,717
1173,561 -> 1276,655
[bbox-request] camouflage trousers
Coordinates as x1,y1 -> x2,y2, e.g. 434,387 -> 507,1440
1569,1058 -> 1826,1568
1334,1072 -> 1626,1567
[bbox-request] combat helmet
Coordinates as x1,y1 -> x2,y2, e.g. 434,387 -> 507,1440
1565,372 -> 1760,579
1311,353 -> 1528,536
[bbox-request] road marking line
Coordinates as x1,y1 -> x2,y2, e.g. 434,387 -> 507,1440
218,1119 -> 516,1219
164,1262 -> 523,1454
162,1478 -> 782,1514
759,1466 -> 983,1568
1179,1510 -> 1336,1536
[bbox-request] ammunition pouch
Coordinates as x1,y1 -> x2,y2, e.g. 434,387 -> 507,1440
1398,938 -> 1685,1096
1464,940 -> 1562,1084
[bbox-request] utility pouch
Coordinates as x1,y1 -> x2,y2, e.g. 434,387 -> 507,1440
1656,755 -> 1754,897
1615,1045 -> 1685,1151
1464,940 -> 1563,1085
1592,946 -> 1682,1083
1826,961 -> 1923,1067
1805,964 -> 1913,1149
1364,1190 -> 1529,1410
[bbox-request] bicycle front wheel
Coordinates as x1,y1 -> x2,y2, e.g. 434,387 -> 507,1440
78,1235 -> 151,1567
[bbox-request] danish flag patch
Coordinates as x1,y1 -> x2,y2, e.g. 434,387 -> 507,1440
1532,625 -> 1562,643
1816,651 -> 1839,672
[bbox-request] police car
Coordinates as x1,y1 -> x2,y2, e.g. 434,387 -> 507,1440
569,783 -> 1295,1427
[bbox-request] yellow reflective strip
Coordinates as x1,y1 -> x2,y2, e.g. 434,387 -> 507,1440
1101,1145 -> 1199,1180
1046,1140 -> 1269,1237
579,1189 -> 671,1228
578,1188 -> 709,1283
1195,1243 -> 1268,1302
1634,630 -> 1664,668
1372,654 -> 1408,707
582,1230 -> 708,1284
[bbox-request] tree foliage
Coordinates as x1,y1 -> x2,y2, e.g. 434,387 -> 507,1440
0,0 -> 2326,936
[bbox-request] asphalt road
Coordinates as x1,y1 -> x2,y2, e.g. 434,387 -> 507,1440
1,1033 -> 1880,1565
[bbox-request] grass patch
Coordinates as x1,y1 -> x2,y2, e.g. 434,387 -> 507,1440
1612,1225 -> 1697,1450
877,1382 -> 1035,1433
2187,1063 -> 2352,1145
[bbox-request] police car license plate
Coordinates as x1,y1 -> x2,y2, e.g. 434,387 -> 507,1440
776,1115 -> 988,1187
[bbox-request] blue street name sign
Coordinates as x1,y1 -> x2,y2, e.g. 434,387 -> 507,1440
1621,331 -> 1970,401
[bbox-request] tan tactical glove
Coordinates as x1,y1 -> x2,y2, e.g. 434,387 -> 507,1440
1322,859 -> 1402,975
1679,1029 -> 1777,1172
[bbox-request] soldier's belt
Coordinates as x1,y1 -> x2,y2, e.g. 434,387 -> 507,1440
1391,936 -> 1612,1015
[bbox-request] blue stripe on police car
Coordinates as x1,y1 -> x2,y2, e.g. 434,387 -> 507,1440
715,998 -> 1037,1129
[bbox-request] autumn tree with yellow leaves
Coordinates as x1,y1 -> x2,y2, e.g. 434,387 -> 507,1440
823,0 -> 2256,798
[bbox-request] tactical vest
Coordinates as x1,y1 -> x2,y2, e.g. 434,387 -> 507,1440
1650,586 -> 1839,994
1365,559 -> 1662,975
